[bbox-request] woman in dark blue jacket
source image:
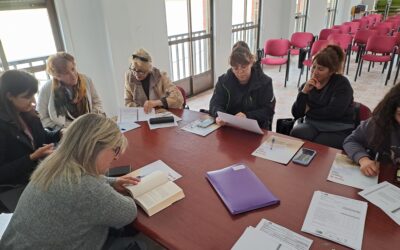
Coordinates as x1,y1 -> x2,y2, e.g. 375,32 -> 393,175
209,41 -> 275,129
0,70 -> 60,212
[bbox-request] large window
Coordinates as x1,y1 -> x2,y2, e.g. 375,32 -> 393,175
294,0 -> 309,32
326,0 -> 338,28
231,0 -> 261,53
0,0 -> 63,89
165,0 -> 213,96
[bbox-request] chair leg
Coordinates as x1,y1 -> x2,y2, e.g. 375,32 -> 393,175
394,62 -> 400,85
306,67 -> 309,81
386,56 -> 396,86
355,58 -> 361,82
382,62 -> 387,74
346,51 -> 350,75
279,65 -> 282,72
359,59 -> 364,77
298,66 -> 304,87
368,61 -> 372,72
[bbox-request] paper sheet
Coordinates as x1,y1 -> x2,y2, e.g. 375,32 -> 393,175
327,153 -> 378,190
232,227 -> 292,250
301,191 -> 367,250
119,107 -> 156,123
117,122 -> 141,133
181,119 -> 220,136
217,111 -> 264,134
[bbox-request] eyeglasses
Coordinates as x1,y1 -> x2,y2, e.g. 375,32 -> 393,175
129,65 -> 147,76
232,64 -> 251,73
132,54 -> 149,62
113,146 -> 121,157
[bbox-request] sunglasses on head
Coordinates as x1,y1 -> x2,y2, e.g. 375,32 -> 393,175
132,54 -> 149,62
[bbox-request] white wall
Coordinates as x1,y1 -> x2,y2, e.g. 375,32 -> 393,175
259,0 -> 292,44
306,0 -> 328,35
335,0 -> 362,25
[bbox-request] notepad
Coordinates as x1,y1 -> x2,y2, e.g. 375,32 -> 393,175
206,164 -> 279,214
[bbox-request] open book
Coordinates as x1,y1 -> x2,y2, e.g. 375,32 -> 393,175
125,171 -> 185,216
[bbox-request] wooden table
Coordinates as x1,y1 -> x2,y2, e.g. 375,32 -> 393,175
114,109 -> 399,250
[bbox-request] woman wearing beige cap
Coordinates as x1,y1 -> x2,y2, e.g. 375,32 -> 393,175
124,48 -> 184,113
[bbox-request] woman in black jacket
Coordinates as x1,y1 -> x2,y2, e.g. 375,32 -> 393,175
209,41 -> 275,129
291,45 -> 354,149
0,70 -> 60,212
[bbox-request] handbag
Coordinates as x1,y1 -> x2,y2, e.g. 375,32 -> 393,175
276,118 -> 295,135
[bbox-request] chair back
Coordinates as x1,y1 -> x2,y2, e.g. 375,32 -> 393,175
365,35 -> 397,54
347,21 -> 361,34
353,102 -> 372,127
264,39 -> 290,57
290,32 -> 314,49
310,40 -> 329,57
353,29 -> 377,45
327,33 -> 353,51
338,24 -> 351,34
370,24 -> 391,36
176,86 -> 188,109
319,29 -> 340,40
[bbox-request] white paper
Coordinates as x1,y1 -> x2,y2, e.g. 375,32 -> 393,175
119,107 -> 156,123
256,219 -> 313,250
232,226 -> 293,250
117,122 -> 140,133
327,153 -> 378,190
252,136 -> 304,165
301,191 -> 367,250
359,181 -> 400,225
0,213 -> 12,238
130,160 -> 182,181
217,111 -> 264,135
181,119 -> 220,136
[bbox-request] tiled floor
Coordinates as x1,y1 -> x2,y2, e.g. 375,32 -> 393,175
187,52 -> 398,130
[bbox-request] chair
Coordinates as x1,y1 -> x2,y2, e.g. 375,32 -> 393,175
345,21 -> 360,35
353,102 -> 372,128
370,24 -> 391,36
261,39 -> 291,87
319,28 -> 341,40
351,29 -> 377,63
297,40 -> 329,86
327,33 -> 353,75
354,35 -> 397,86
289,32 -> 314,55
176,86 -> 189,109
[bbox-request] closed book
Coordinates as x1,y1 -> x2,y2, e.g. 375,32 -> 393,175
206,164 -> 279,214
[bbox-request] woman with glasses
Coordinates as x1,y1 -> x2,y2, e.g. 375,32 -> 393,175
37,52 -> 105,130
344,84 -> 400,177
124,48 -> 184,112
209,41 -> 275,129
0,70 -> 60,213
0,114 -> 144,249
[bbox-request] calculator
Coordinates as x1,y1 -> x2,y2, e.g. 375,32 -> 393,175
292,148 -> 317,166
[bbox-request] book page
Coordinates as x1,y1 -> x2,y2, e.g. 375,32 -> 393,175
125,171 -> 168,197
130,160 -> 182,181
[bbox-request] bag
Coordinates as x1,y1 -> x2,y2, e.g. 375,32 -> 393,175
276,118 -> 295,135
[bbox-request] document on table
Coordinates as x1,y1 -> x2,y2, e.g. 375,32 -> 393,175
327,153 -> 378,190
129,160 -> 182,181
147,111 -> 181,130
119,107 -> 156,122
181,119 -> 220,136
217,111 -> 264,134
301,191 -> 367,250
117,122 -> 141,133
232,226 -> 292,250
252,135 -> 304,165
359,181 -> 400,225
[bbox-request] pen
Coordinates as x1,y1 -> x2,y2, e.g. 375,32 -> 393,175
270,137 -> 275,150
374,152 -> 379,164
276,243 -> 281,250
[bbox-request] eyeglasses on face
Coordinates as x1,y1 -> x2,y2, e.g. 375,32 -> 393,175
232,64 -> 251,72
132,54 -> 149,62
129,65 -> 147,76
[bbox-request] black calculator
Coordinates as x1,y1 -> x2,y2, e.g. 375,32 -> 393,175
292,148 -> 317,166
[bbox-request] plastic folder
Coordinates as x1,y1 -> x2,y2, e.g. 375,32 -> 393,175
206,164 -> 279,214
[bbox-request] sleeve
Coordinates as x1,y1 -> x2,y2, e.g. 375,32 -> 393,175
244,77 -> 275,124
160,73 -> 184,109
291,84 -> 308,119
306,80 -> 354,120
209,79 -> 228,117
343,119 -> 373,163
0,132 -> 36,184
44,128 -> 61,144
37,81 -> 57,129
124,72 -> 140,107
88,78 -> 105,116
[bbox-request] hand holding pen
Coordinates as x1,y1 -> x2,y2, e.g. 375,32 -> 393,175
359,152 -> 380,177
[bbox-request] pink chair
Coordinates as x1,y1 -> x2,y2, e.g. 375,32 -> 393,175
297,40 -> 329,86
352,18 -> 369,30
355,35 -> 397,85
345,21 -> 360,35
261,39 -> 291,86
319,29 -> 340,40
327,33 -> 353,74
289,32 -> 314,55
370,24 -> 391,36
351,29 -> 377,62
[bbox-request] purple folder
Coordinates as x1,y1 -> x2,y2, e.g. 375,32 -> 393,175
206,164 -> 279,215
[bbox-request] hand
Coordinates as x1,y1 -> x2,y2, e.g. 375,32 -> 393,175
30,144 -> 54,161
359,157 -> 380,176
112,174 -> 141,193
305,104 -> 310,113
302,78 -> 319,93
215,117 -> 226,126
143,100 -> 162,113
235,112 -> 247,118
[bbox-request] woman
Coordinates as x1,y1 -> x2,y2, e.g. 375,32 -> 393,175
38,52 -> 104,130
343,84 -> 400,176
124,48 -> 184,113
209,41 -> 275,129
0,70 -> 60,213
0,114 -> 142,249
291,45 -> 354,149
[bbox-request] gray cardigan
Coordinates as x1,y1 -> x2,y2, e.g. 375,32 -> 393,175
0,175 -> 137,250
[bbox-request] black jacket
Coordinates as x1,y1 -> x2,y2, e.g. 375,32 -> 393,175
292,74 -> 354,124
0,111 -> 60,186
209,67 -> 275,128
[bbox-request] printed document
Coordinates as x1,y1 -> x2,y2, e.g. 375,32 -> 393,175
327,153 -> 378,189
117,122 -> 140,133
119,107 -> 156,123
181,119 -> 220,136
359,181 -> 400,225
232,226 -> 293,250
301,191 -> 367,250
129,160 -> 182,181
217,111 -> 263,134
252,136 -> 304,164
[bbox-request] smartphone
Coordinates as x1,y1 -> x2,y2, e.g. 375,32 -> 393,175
292,148 -> 317,166
107,165 -> 132,177
197,117 -> 215,128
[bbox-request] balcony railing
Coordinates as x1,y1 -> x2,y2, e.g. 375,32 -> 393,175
232,22 -> 258,53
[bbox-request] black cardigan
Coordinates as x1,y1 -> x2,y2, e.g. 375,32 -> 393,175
291,74 -> 354,124
0,111 -> 61,186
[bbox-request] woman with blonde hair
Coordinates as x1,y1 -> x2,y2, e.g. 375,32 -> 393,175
38,52 -> 104,130
0,114 -> 143,249
124,48 -> 184,113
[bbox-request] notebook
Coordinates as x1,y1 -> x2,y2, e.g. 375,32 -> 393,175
206,164 -> 279,214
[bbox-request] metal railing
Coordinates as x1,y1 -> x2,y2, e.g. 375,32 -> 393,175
168,30 -> 212,82
231,22 -> 258,53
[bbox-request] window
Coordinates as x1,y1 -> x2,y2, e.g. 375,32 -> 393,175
294,0 -> 309,32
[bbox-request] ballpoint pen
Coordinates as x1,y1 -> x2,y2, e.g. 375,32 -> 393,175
270,137 -> 275,150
